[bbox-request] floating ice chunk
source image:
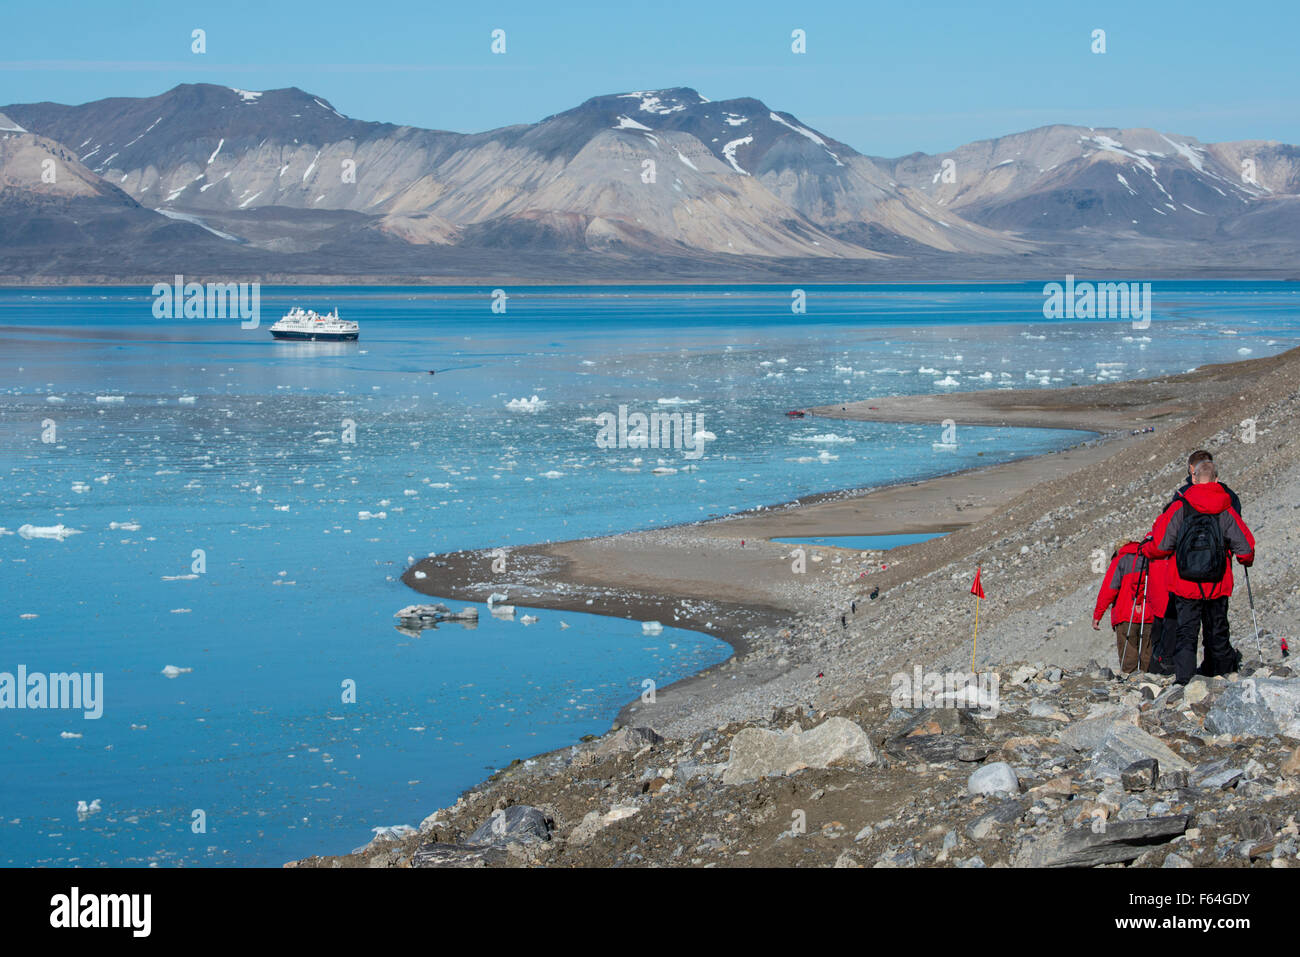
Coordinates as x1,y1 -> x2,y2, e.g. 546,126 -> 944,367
505,395 -> 547,412
357,510 -> 386,520
652,466 -> 677,475
71,482 -> 90,494
793,433 -> 855,444
933,442 -> 958,451
18,524 -> 81,541
61,731 -> 83,739
368,824 -> 418,844
487,592 -> 509,607
490,604 -> 516,618
109,521 -> 141,531
170,608 -> 191,614
642,621 -> 664,635
94,474 -> 112,483
656,396 -> 699,405
161,665 -> 192,678
95,396 -> 125,403
46,395 -> 65,403
19,613 -> 37,619
519,614 -> 538,625
539,470 -> 564,479
1238,347 -> 1252,355
161,573 -> 199,581
559,621 -> 570,629
76,799 -> 101,820
178,396 -> 197,404
934,376 -> 960,387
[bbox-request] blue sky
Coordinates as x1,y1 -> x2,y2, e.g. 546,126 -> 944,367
2,0 -> 1296,156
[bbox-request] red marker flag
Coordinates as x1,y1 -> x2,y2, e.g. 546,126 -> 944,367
970,566 -> 985,600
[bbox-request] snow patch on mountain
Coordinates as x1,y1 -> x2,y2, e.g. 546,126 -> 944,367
723,136 -> 753,175
615,115 -> 652,131
231,89 -> 263,103
1159,134 -> 1206,172
769,112 -> 843,166
620,92 -> 689,115
313,98 -> 345,119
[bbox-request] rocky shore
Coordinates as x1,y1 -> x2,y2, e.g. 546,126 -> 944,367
290,346 -> 1300,868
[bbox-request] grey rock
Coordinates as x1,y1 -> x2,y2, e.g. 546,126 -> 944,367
968,761 -> 1020,796
1157,769 -> 1188,789
1162,852 -> 1193,868
595,726 -> 664,758
1122,758 -> 1159,791
1239,815 -> 1274,842
1191,759 -> 1244,790
1014,815 -> 1190,867
965,798 -> 1026,839
1117,798 -> 1149,821
1086,723 -> 1192,781
466,805 -> 551,846
723,716 -> 876,785
957,743 -> 996,762
410,842 -> 510,867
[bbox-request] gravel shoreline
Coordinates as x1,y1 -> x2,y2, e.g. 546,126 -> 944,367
293,345 -> 1300,867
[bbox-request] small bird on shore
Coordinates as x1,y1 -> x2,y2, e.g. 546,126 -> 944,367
840,614 -> 847,629
869,587 -> 880,600
851,600 -> 857,614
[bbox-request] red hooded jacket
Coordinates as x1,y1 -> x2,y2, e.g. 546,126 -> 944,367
1094,542 -> 1162,627
1140,482 -> 1254,600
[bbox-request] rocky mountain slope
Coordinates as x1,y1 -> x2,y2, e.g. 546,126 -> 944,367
877,125 -> 1300,243
3,87 -> 1299,279
289,346 -> 1300,867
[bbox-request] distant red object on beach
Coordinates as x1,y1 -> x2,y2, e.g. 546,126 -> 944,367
785,410 -> 806,417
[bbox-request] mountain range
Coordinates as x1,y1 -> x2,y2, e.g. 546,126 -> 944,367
3,84 -> 1299,281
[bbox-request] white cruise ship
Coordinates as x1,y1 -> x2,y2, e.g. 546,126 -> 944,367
268,307 -> 359,341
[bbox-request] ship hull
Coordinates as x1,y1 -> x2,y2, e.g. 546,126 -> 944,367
270,330 -> 359,341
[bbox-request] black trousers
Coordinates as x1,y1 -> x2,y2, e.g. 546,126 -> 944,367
1171,594 -> 1234,685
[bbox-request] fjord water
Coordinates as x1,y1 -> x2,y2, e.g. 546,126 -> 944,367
1,282 -> 1296,866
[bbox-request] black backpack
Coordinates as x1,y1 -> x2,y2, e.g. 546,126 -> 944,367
1173,493 -> 1227,583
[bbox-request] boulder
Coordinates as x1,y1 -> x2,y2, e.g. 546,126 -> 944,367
968,761 -> 1020,796
594,726 -> 664,759
1204,677 -> 1300,738
722,717 -> 876,785
466,805 -> 551,847
1014,815 -> 1190,867
1084,722 -> 1192,781
1121,758 -> 1159,791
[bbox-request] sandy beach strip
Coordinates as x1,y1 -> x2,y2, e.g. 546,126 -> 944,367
402,346 -> 1299,732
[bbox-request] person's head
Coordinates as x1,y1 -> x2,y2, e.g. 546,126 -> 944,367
1187,450 -> 1212,477
1192,459 -> 1218,484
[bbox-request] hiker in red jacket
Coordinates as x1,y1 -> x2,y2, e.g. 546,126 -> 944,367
1092,540 -> 1163,673
1140,460 -> 1255,685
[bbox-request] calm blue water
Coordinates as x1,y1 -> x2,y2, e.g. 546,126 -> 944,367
1,282 -> 1296,866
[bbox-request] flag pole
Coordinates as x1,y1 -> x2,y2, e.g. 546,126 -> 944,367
971,591 -> 979,673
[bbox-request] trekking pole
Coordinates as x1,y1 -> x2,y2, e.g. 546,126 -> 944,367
1243,564 -> 1263,661
1121,557 -> 1140,673
1136,557 -> 1150,673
